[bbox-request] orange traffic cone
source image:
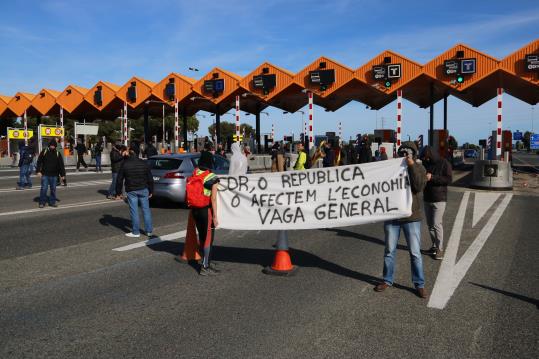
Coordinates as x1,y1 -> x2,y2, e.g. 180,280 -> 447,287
263,231 -> 297,276
179,212 -> 201,262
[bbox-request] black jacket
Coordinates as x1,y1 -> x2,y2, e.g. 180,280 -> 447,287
110,149 -> 124,173
145,144 -> 158,158
36,148 -> 66,177
422,147 -> 452,203
75,143 -> 86,155
116,155 -> 154,194
398,161 -> 426,223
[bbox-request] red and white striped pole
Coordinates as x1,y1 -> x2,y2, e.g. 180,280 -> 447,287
59,106 -> 64,147
308,91 -> 314,150
23,110 -> 28,146
304,121 -> 307,143
396,90 -> 402,148
338,121 -> 342,146
271,123 -> 275,140
174,99 -> 179,151
235,95 -> 240,142
123,102 -> 128,146
496,88 -> 503,158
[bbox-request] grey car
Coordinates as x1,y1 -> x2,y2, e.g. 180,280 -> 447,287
148,153 -> 230,203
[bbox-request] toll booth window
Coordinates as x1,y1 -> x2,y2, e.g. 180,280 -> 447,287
149,159 -> 182,170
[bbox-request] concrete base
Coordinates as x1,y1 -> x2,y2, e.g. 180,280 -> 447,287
262,265 -> 298,276
470,160 -> 513,190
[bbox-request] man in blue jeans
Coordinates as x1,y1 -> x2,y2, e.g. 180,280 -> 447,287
374,141 -> 428,299
36,140 -> 65,208
116,143 -> 154,238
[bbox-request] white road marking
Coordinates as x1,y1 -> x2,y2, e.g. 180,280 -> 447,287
428,192 -> 513,309
0,170 -> 111,180
472,192 -> 500,227
0,180 -> 110,193
0,199 -> 120,217
112,230 -> 187,251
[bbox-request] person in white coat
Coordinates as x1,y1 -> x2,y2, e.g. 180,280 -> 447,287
228,142 -> 248,176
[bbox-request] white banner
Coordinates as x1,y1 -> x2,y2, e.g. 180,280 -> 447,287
217,158 -> 412,230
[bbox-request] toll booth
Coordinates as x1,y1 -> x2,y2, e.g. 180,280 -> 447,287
488,130 -> 512,160
374,129 -> 396,144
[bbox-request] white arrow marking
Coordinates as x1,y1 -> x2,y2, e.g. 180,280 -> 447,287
472,192 -> 500,227
428,192 -> 513,309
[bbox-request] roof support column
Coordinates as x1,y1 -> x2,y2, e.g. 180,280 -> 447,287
429,82 -> 434,147
215,105 -> 221,145
443,93 -> 448,131
255,103 -> 261,154
143,104 -> 150,145
182,108 -> 188,151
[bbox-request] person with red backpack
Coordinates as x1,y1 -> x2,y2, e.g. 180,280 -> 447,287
186,150 -> 220,276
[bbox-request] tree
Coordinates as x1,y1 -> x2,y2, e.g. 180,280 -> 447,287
448,136 -> 458,150
208,121 -> 254,140
523,131 -> 531,151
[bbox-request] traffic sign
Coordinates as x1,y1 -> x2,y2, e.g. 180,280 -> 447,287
8,129 -> 34,140
525,54 -> 539,72
387,64 -> 401,78
513,131 -> 523,141
40,126 -> 64,137
531,134 -> 539,150
372,66 -> 386,80
460,58 -> 476,74
444,60 -> 459,75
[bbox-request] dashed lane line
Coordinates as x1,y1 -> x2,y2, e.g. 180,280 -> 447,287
112,230 -> 187,251
0,199 -> 121,217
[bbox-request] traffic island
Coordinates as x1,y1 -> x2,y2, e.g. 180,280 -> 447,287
470,160 -> 513,190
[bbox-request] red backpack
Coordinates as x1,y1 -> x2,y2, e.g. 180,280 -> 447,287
186,169 -> 211,208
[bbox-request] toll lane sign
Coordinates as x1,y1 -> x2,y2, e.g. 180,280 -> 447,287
40,126 -> 64,137
8,129 -> 34,139
387,64 -> 401,79
460,58 -> 476,74
531,134 -> 539,150
526,54 -> 539,72
444,60 -> 459,75
372,66 -> 386,80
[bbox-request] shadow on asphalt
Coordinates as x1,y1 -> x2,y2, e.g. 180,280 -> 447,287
324,228 -> 409,251
148,241 -> 417,295
99,214 -> 131,233
469,282 -> 539,309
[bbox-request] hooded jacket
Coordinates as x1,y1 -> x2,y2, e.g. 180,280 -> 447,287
421,146 -> 452,202
228,142 -> 248,175
398,141 -> 426,223
36,147 -> 66,177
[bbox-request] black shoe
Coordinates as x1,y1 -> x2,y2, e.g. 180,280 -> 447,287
434,249 -> 444,260
50,203 -> 58,208
422,246 -> 437,255
199,266 -> 219,276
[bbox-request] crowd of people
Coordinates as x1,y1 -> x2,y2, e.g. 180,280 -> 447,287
12,133 -> 453,298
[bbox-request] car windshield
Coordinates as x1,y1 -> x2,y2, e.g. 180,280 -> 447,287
148,158 -> 182,170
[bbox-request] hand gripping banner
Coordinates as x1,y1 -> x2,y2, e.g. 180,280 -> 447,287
217,158 -> 412,230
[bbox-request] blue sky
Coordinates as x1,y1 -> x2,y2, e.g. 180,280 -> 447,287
1,0 -> 538,143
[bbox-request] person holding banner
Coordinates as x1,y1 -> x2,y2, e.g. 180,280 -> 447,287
190,151 -> 220,276
374,141 -> 428,299
36,140 -> 65,208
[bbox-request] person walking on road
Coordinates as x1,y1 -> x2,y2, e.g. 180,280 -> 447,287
374,141 -> 428,299
116,144 -> 154,238
321,141 -> 335,168
75,139 -> 88,171
94,140 -> 104,172
421,146 -> 452,260
107,144 -> 125,199
17,143 -> 34,190
36,140 -> 65,208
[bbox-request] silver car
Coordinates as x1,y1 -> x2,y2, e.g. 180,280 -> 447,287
148,153 -> 230,203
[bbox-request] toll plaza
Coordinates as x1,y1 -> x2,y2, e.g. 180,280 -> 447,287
0,40 -> 537,188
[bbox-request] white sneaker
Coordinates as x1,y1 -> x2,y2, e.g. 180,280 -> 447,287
125,232 -> 140,238
147,232 -> 154,237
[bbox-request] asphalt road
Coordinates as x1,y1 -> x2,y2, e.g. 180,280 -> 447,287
0,168 -> 537,358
